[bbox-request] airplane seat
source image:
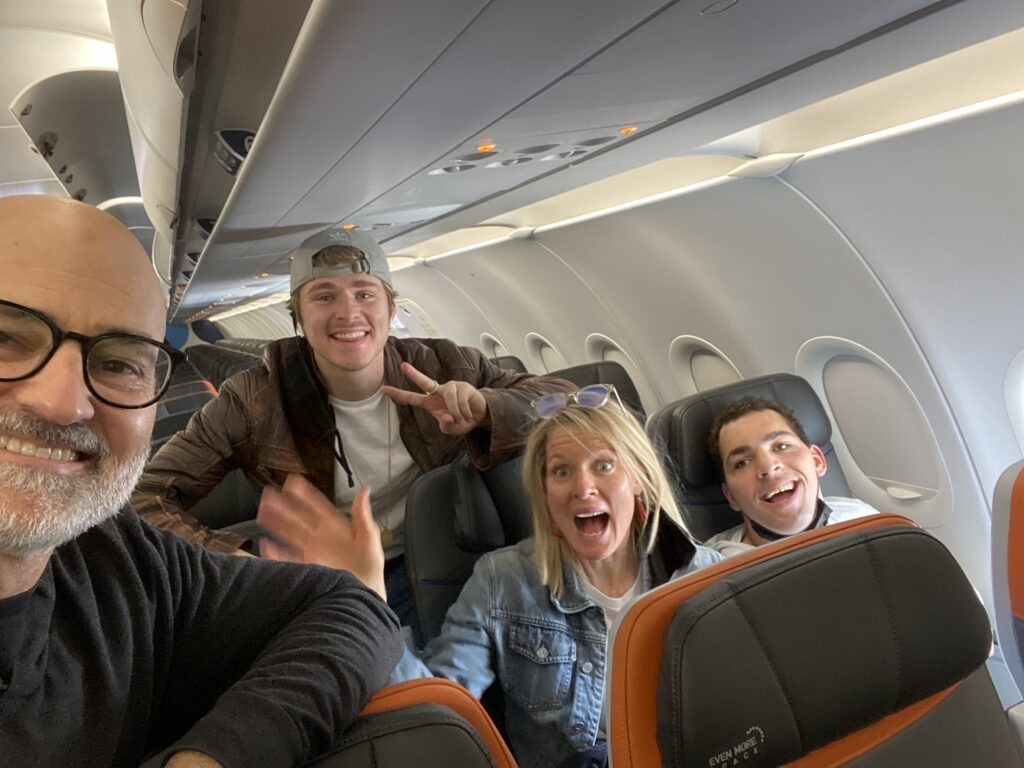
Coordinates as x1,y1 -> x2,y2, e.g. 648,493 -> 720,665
608,514 -> 1020,767
646,372 -> 852,542
490,355 -> 528,373
185,343 -> 262,389
165,358 -> 208,387
547,361 -> 645,420
215,337 -> 270,357
405,453 -> 532,643
186,469 -> 261,534
993,459 -> 1024,698
151,361 -> 218,450
304,679 -> 515,767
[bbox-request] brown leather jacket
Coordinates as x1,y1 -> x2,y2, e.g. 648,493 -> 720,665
131,336 -> 572,551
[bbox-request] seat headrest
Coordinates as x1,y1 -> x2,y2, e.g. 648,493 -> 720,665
452,454 -> 532,553
547,361 -> 646,419
650,373 -> 831,489
656,525 -> 992,767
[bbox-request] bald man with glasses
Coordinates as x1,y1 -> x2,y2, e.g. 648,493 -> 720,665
0,195 -> 402,768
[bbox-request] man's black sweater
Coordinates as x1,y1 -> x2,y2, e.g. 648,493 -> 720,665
0,508 -> 402,767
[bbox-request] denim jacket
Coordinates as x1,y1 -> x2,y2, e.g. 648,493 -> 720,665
392,523 -> 722,768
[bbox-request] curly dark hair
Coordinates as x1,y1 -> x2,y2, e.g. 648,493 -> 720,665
707,396 -> 811,466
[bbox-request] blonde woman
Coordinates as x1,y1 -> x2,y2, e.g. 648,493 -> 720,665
392,385 -> 722,768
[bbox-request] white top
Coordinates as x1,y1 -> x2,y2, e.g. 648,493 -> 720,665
330,390 -> 418,559
582,561 -> 652,740
705,496 -> 879,558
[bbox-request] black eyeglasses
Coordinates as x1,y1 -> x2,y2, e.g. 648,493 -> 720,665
0,299 -> 184,409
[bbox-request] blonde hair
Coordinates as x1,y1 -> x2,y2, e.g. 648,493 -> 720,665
522,396 -> 687,598
289,245 -> 397,326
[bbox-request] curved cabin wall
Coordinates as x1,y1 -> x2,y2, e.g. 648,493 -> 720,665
391,97 -> 1024,622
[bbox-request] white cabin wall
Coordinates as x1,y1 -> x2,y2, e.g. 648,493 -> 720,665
784,101 -> 1024,502
392,261 -> 509,353
389,100 -> 1022,617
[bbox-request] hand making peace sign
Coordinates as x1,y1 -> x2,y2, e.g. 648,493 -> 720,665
381,362 -> 490,436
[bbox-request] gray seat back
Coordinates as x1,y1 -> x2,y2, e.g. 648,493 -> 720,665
649,522 -> 1015,767
548,360 -> 645,419
405,454 -> 532,643
305,680 -> 515,767
185,343 -> 262,389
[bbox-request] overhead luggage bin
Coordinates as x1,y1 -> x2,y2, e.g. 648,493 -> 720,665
106,0 -> 203,243
9,68 -> 139,205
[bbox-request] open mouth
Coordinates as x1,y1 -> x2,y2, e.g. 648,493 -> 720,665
574,510 -> 610,536
761,480 -> 797,506
0,434 -> 83,462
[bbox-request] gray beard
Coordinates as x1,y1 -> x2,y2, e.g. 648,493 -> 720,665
0,411 -> 149,556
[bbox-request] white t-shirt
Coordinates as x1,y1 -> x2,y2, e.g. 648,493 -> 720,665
582,561 -> 652,739
330,390 -> 418,559
705,496 -> 879,558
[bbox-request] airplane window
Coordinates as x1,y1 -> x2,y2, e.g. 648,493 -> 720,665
585,333 -> 659,415
394,299 -> 440,339
479,333 -> 507,358
822,354 -> 940,500
690,349 -> 742,393
525,333 -> 567,373
668,335 -> 741,396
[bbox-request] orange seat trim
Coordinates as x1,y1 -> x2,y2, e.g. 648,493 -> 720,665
360,678 -> 516,767
1008,467 -> 1024,620
609,513 -> 916,768
782,682 -> 958,766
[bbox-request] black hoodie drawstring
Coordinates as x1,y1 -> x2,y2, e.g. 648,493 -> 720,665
333,429 -> 355,488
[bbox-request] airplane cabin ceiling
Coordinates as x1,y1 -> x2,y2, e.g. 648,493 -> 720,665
170,0 -> 998,321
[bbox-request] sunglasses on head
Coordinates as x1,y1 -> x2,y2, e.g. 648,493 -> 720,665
532,384 -> 623,419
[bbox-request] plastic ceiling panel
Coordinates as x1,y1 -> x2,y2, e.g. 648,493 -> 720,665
340,0 -> 944,246
191,0 -> 492,235
288,0 -> 937,240
176,0 -> 673,317
275,0 -> 675,224
782,101 -> 1024,507
502,0 -> 931,137
387,0 -> 1024,253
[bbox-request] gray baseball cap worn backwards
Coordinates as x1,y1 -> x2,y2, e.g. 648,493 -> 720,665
289,226 -> 393,293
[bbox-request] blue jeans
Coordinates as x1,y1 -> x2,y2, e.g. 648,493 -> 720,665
384,557 -> 424,648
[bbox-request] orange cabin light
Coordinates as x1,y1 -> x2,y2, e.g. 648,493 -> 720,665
477,142 -> 497,152
618,125 -> 639,136
342,222 -> 358,230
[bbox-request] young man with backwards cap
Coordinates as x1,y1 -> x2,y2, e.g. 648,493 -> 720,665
132,226 -> 572,639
